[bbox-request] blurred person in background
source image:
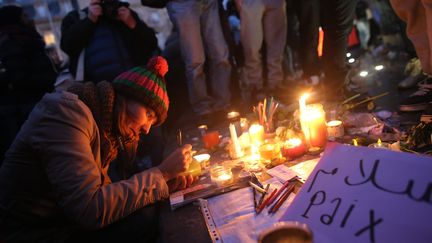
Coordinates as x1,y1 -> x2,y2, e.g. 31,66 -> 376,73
0,5 -> 56,164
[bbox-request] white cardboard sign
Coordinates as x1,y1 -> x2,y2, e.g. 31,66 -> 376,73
280,143 -> 432,243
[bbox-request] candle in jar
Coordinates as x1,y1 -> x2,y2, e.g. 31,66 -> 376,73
282,138 -> 306,159
326,120 -> 344,140
249,124 -> 265,145
210,166 -> 233,186
368,138 -> 390,149
259,141 -> 281,160
300,104 -> 327,148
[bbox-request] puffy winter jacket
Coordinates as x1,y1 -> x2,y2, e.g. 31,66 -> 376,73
0,91 -> 169,241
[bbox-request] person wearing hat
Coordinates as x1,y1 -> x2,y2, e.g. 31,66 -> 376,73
0,56 -> 192,242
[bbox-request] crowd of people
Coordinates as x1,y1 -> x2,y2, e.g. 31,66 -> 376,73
0,0 -> 430,241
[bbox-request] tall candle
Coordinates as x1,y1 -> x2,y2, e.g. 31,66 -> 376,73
300,104 -> 327,147
299,93 -> 309,113
249,124 -> 264,145
229,123 -> 243,158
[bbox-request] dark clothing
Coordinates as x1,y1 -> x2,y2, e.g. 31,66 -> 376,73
292,0 -> 320,77
60,9 -> 158,82
0,22 -> 56,163
0,25 -> 56,104
141,0 -> 168,8
321,0 -> 358,89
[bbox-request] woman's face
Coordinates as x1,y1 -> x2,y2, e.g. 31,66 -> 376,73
125,100 -> 157,137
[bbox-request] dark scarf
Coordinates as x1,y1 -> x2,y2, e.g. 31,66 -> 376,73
67,81 -> 118,168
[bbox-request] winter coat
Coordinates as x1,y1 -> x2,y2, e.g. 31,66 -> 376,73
60,8 -> 158,83
0,91 -> 169,241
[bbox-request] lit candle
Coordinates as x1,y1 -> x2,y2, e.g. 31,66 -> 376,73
249,124 -> 265,145
299,93 -> 309,113
229,123 -> 243,159
327,120 -> 344,140
353,138 -> 358,146
368,138 -> 390,149
300,104 -> 327,148
282,138 -> 306,159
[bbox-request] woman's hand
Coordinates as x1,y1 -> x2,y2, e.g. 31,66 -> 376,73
167,174 -> 198,192
158,144 -> 192,181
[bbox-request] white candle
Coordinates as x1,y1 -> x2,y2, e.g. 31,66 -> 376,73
249,124 -> 264,145
299,93 -> 309,113
229,123 -> 243,158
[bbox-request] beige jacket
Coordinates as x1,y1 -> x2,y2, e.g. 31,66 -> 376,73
0,91 -> 169,241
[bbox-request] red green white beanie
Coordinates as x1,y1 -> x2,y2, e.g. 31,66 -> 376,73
113,56 -> 169,126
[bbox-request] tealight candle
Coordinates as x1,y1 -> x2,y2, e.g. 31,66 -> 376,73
210,166 -> 233,186
327,120 -> 344,140
368,139 -> 391,149
282,138 -> 306,159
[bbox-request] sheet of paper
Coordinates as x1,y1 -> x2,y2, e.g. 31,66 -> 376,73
288,158 -> 320,183
280,143 -> 432,243
265,164 -> 297,183
207,186 -> 296,243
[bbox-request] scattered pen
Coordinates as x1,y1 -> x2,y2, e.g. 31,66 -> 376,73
252,187 -> 257,212
258,184 -> 270,207
256,188 -> 277,214
249,181 -> 266,194
266,176 -> 298,206
269,184 -> 295,214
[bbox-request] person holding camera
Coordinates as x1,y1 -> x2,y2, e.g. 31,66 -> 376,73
60,0 -> 158,83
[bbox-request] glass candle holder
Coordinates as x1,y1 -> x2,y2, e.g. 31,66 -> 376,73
300,103 -> 327,148
210,165 -> 233,186
282,138 -> 306,159
259,140 -> 281,161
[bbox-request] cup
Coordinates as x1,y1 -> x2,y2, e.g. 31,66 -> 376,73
202,130 -> 220,150
258,221 -> 313,243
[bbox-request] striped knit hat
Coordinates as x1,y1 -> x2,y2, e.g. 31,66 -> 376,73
113,56 -> 169,126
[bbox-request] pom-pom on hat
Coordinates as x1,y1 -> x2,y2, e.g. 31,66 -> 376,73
113,56 -> 169,126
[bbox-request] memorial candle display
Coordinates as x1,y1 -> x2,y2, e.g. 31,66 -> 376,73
299,103 -> 327,148
282,138 -> 306,159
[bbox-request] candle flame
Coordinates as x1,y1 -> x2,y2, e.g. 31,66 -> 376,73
377,138 -> 382,146
353,139 -> 358,146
